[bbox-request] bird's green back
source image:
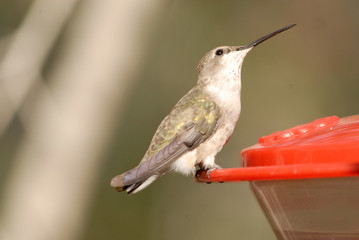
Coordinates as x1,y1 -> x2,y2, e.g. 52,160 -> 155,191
141,86 -> 221,163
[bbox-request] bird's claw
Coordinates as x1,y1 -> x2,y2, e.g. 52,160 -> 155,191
194,164 -> 222,184
206,168 -> 215,179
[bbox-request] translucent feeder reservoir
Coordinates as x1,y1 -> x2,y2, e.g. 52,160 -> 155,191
197,115 -> 359,240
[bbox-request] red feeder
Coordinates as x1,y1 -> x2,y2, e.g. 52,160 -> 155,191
197,115 -> 359,240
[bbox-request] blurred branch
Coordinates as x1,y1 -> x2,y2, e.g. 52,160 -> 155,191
0,1 -> 165,240
0,0 -> 78,135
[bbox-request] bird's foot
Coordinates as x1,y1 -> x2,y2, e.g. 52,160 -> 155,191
194,164 -> 222,184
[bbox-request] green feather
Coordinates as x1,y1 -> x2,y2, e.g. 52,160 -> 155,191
141,86 -> 221,163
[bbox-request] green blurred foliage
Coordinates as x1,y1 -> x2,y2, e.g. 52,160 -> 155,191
1,0 -> 359,240
0,0 -> 32,37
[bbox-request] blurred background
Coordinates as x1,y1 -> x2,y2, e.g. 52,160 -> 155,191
0,0 -> 359,240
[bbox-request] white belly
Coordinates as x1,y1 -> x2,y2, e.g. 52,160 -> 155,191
171,150 -> 198,175
171,85 -> 242,176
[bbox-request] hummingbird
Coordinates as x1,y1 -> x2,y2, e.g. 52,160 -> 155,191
111,24 -> 296,194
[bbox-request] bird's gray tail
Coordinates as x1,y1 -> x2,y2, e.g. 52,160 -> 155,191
110,171 -> 159,194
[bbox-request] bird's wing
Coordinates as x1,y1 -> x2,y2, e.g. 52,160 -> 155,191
120,87 -> 221,188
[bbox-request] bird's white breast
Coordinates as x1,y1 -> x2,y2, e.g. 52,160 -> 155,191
171,81 -> 242,175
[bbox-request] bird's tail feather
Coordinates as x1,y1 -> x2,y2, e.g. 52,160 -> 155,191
111,173 -> 159,195
122,180 -> 145,194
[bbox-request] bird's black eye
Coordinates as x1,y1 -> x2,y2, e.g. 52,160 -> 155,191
215,49 -> 224,56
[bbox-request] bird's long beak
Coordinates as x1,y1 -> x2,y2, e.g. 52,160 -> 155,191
237,24 -> 296,51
